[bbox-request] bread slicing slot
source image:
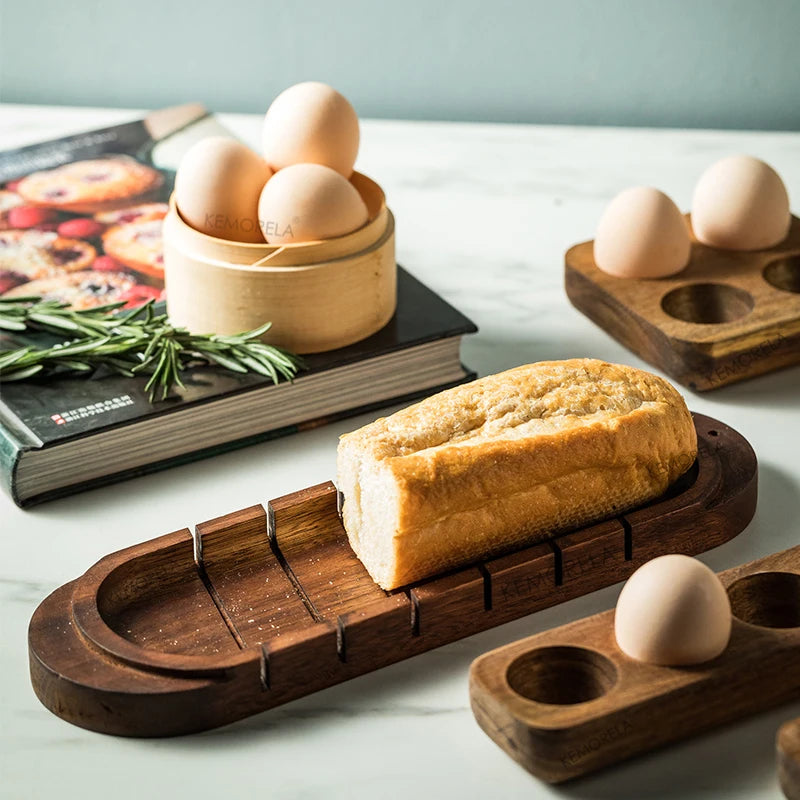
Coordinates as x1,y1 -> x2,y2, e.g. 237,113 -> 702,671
620,516 -> 633,561
196,504 -> 319,648
193,555 -> 247,650
266,502 -> 324,623
477,563 -> 493,611
548,539 -> 564,587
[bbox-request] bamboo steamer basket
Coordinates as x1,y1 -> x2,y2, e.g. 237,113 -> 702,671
162,171 -> 396,354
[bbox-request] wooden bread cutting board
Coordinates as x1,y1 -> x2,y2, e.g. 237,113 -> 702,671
28,413 -> 756,737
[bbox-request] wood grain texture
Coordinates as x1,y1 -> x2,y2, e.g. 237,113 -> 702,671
470,546 -> 800,784
196,505 -> 313,647
779,717 -> 800,800
269,482 -> 391,619
27,414 -> 757,737
565,215 -> 800,390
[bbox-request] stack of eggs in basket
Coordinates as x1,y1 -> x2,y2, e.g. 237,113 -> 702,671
175,82 -> 368,246
165,82 -> 397,354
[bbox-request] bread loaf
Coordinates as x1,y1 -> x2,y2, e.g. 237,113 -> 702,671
337,359 -> 697,590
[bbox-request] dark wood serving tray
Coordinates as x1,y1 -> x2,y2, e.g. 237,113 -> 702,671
565,215 -> 800,391
470,544 -> 800,784
28,413 -> 757,737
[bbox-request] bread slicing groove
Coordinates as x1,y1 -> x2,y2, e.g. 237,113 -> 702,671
336,359 -> 698,590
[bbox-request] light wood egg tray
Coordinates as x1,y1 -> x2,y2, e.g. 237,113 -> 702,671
163,171 -> 396,354
27,414 -> 756,737
565,215 -> 800,390
470,546 -> 800,784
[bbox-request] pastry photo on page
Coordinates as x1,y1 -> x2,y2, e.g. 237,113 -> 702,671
0,104 -> 223,310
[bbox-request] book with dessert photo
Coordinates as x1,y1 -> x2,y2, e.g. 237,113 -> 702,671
0,97 -> 477,507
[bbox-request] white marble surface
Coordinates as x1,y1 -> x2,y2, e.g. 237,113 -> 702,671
1,105 -> 799,800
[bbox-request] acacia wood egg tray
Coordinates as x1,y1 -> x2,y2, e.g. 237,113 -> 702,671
470,543 -> 800,784
565,215 -> 800,390
28,414 -> 757,737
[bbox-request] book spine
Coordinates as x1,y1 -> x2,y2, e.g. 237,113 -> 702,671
0,420 -> 25,507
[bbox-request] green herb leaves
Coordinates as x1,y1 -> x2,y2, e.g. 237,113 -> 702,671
0,297 -> 304,401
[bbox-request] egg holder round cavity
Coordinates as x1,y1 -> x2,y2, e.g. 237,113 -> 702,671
469,542 -> 800,784
565,215 -> 800,390
163,171 -> 396,353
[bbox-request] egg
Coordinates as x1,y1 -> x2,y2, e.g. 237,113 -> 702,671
258,163 -> 368,244
692,155 -> 791,250
175,136 -> 272,244
262,82 -> 360,177
593,187 -> 691,279
614,555 -> 732,666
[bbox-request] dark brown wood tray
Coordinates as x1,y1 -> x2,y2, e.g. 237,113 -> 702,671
779,717 -> 800,800
565,215 -> 800,391
28,413 -> 757,737
470,543 -> 800,784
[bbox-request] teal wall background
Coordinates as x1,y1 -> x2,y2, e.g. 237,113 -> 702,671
1,0 -> 798,130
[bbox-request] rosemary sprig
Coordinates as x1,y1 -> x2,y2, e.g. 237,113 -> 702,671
0,297 -> 304,401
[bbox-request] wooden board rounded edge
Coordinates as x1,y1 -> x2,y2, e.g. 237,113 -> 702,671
27,415 -> 757,737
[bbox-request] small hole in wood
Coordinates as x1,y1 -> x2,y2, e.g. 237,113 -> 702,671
708,430 -> 719,437
506,646 -> 617,705
764,255 -> 800,294
661,283 -> 754,325
728,572 -> 800,629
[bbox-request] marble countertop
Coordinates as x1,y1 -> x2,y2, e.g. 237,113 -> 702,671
1,105 -> 799,800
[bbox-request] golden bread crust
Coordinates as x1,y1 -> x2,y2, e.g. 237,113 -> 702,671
337,359 -> 697,589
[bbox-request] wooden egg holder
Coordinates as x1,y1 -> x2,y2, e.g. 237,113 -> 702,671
470,545 -> 800,784
28,414 -> 756,737
565,216 -> 800,390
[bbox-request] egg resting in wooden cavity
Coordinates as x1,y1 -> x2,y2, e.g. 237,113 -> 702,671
691,155 -> 791,251
258,163 -> 368,245
594,187 -> 691,279
614,554 -> 732,666
175,136 -> 272,244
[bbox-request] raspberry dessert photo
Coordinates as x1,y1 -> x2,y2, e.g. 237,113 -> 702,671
16,157 -> 163,214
